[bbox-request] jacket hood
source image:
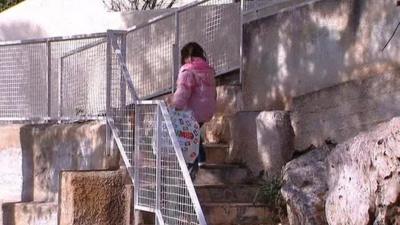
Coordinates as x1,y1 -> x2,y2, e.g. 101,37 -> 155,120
180,57 -> 214,74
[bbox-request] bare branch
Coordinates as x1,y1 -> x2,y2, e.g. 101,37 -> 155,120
102,0 -> 175,11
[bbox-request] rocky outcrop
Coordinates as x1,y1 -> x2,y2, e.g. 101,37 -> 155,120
326,117 -> 400,225
281,145 -> 331,225
282,117 -> 400,225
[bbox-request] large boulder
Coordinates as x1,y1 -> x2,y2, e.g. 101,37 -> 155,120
282,117 -> 400,225
325,117 -> 400,225
281,145 -> 332,225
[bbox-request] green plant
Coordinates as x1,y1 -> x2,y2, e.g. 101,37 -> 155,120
259,177 -> 281,206
257,177 -> 288,224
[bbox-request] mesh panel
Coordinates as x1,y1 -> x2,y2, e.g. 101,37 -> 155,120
0,42 -> 48,118
61,41 -> 107,117
126,15 -> 176,99
135,104 -> 158,209
159,111 -> 199,225
134,103 -> 201,225
49,36 -> 106,117
179,1 -> 240,75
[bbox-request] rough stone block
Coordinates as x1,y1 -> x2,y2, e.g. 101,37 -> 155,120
58,170 -> 131,225
281,117 -> 400,225
326,117 -> 400,225
291,72 -> 400,151
0,122 -> 120,224
230,111 -> 294,178
281,145 -> 332,225
2,202 -> 58,225
24,121 -> 119,202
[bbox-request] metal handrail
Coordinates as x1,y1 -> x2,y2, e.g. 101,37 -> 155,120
0,32 -> 107,47
158,100 -> 207,225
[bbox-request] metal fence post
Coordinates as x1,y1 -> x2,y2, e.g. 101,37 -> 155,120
155,104 -> 162,217
121,33 -> 127,107
173,11 -> 180,93
240,0 -> 244,85
47,41 -> 52,118
58,58 -> 63,118
106,31 -> 113,156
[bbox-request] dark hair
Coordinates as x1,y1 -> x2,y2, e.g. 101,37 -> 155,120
180,42 -> 207,65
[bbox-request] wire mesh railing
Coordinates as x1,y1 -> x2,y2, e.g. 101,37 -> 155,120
133,101 -> 207,225
108,28 -> 206,224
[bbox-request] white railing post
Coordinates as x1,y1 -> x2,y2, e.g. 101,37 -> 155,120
106,31 -> 113,156
155,104 -> 162,222
58,58 -> 63,118
47,41 -> 52,117
173,11 -> 180,93
240,0 -> 244,85
120,33 -> 127,108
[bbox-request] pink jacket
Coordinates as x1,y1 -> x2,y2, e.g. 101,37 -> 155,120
171,57 -> 216,123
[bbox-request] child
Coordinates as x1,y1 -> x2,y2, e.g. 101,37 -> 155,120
169,42 -> 217,178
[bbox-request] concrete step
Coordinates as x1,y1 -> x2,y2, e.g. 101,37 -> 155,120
204,143 -> 230,164
132,204 -> 272,225
202,203 -> 272,225
194,163 -> 251,186
2,201 -> 58,225
196,184 -> 263,203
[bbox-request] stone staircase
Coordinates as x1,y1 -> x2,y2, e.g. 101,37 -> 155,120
133,143 -> 271,225
194,144 -> 270,225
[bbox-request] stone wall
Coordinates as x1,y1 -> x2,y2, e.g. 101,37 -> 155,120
242,0 -> 400,111
291,72 -> 400,151
0,121 -> 119,225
